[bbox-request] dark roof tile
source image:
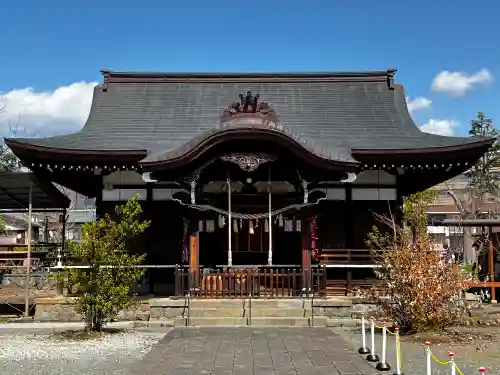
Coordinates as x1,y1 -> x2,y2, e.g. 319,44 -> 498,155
7,71 -> 490,164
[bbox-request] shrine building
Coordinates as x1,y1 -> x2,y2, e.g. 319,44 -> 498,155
5,69 -> 494,297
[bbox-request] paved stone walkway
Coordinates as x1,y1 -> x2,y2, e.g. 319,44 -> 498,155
133,327 -> 378,375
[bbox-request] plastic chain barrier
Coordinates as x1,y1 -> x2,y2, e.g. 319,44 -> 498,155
358,314 -> 487,374
426,341 -> 470,375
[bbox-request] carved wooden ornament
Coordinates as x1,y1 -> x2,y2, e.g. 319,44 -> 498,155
221,91 -> 279,123
220,154 -> 273,172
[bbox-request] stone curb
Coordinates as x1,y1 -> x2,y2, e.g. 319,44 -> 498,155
0,318 -> 364,330
0,321 -> 137,331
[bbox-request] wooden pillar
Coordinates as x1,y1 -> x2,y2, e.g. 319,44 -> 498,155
145,184 -> 154,294
227,178 -> 233,267
345,186 -> 353,296
489,232 -> 496,303
345,186 -> 353,247
189,232 -> 199,291
301,217 -> 312,291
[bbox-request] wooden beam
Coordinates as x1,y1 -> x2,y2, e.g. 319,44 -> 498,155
301,218 -> 312,291
189,233 -> 199,290
463,281 -> 500,287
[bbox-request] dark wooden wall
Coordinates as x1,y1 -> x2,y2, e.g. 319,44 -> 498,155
317,200 -> 398,250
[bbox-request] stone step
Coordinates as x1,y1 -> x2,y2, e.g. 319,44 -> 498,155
250,316 -> 327,326
189,308 -> 245,317
249,317 -> 311,327
174,317 -> 248,326
187,308 -> 311,318
173,316 -> 327,327
326,318 -> 361,328
248,299 -> 312,308
188,299 -> 246,309
247,308 -> 311,318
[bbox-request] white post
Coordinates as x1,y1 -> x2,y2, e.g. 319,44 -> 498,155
371,320 -> 376,355
366,319 -> 380,362
267,183 -> 272,266
381,327 -> 387,364
394,327 -> 402,375
425,342 -> 431,375
24,182 -> 33,317
358,313 -> 370,354
375,326 -> 391,371
362,315 -> 367,349
449,352 -> 456,375
227,178 -> 232,267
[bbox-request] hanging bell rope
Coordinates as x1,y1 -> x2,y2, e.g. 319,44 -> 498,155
171,197 -> 324,220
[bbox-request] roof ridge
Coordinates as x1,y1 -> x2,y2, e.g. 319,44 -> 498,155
100,69 -> 398,84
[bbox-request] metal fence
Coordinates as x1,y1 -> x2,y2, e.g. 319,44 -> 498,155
0,269 -> 58,315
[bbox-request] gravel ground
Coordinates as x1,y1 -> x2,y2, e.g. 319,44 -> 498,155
333,326 -> 500,375
0,329 -> 167,375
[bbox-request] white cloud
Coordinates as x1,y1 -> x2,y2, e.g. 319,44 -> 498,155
406,96 -> 432,113
420,119 -> 459,136
0,81 -> 98,137
431,69 -> 493,98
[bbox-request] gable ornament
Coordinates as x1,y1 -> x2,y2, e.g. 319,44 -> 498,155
220,153 -> 273,172
221,91 -> 279,123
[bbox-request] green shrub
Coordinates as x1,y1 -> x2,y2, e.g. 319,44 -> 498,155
53,195 -> 150,331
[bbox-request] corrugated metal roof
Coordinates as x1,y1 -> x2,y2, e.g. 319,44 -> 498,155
0,172 -> 70,210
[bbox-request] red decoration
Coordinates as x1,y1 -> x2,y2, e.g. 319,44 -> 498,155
310,216 -> 318,261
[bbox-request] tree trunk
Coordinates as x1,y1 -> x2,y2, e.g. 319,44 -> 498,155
463,227 -> 475,265
445,188 -> 476,265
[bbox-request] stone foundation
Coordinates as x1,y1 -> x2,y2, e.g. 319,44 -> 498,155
34,296 -> 151,322
313,298 -> 382,319
33,296 -> 382,323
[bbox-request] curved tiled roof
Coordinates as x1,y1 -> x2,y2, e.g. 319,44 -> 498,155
5,70 -> 493,165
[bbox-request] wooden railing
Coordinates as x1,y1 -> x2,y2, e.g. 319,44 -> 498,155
174,266 -> 327,298
319,248 -> 381,264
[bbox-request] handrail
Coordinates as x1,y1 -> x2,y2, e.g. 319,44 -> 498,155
324,264 -> 382,268
310,283 -> 315,327
320,248 -> 381,255
464,281 -> 500,287
248,284 -> 252,326
319,248 -> 381,264
216,264 -> 302,268
186,271 -> 192,326
214,264 -> 332,268
50,264 -> 181,269
49,264 -> 318,269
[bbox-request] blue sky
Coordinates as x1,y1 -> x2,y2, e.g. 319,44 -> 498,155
0,0 -> 497,138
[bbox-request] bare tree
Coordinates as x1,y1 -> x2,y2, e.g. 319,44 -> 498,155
47,184 -> 76,244
0,101 -> 24,172
447,112 -> 499,272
